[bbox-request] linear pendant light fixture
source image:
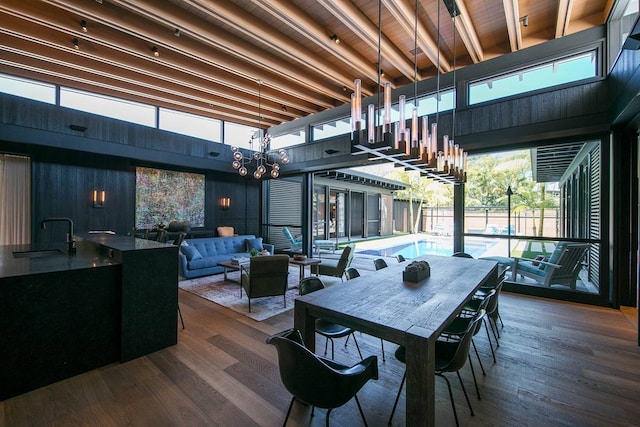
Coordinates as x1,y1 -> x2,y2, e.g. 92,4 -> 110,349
350,0 -> 467,185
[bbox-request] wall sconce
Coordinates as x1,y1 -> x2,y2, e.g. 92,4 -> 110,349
92,190 -> 105,208
219,197 -> 230,210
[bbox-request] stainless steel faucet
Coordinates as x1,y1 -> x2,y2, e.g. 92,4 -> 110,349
41,217 -> 76,254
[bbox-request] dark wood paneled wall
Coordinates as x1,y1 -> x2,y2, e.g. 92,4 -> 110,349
27,153 -> 262,244
31,151 -> 135,243
209,170 -> 261,236
0,94 -> 236,172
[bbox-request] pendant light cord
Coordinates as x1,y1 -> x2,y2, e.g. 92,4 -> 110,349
258,79 -> 262,144
452,16 -> 456,141
414,0 -> 418,101
435,0 -> 441,126
376,0 -> 382,130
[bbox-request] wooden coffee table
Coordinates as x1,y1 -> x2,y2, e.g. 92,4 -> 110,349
218,259 -> 249,282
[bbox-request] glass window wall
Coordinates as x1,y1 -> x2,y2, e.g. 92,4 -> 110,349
469,50 -> 598,105
60,87 -> 156,127
159,108 -> 221,142
0,73 -> 55,104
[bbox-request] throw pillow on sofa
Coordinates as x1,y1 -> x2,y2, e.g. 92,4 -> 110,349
181,245 -> 202,261
217,226 -> 234,237
245,237 -> 264,252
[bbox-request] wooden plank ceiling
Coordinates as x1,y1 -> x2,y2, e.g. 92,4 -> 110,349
0,0 -> 612,129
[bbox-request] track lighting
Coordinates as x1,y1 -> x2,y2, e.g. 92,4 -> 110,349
81,20 -> 87,32
174,28 -> 181,37
151,46 -> 159,57
520,15 -> 529,27
73,38 -> 79,49
330,34 -> 340,44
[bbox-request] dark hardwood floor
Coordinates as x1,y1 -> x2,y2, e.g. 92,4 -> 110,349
2,285 -> 639,426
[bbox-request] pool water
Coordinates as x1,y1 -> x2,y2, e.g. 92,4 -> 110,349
358,239 -> 494,259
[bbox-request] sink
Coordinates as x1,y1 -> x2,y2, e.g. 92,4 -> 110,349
13,249 -> 66,259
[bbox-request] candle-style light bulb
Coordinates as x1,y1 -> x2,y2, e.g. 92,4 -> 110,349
398,95 -> 406,142
353,79 -> 362,131
383,83 -> 391,133
368,104 -> 375,144
411,107 -> 418,149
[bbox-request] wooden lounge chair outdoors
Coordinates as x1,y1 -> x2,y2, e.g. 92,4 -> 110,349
511,242 -> 589,289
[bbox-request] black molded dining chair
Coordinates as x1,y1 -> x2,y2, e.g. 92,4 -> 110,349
473,273 -> 506,337
441,289 -> 496,399
267,328 -> 378,427
373,258 -> 388,270
451,251 -> 474,258
396,254 -> 406,262
172,231 -> 186,246
388,310 -> 485,427
344,267 -> 360,281
299,277 -> 363,360
467,279 -> 505,345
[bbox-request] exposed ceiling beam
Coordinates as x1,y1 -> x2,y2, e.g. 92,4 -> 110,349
181,0 -> 367,96
453,0 -> 484,63
0,0 -> 611,130
316,0 -> 422,83
502,0 -> 522,51
381,0 -> 438,75
0,6 -> 313,120
0,38 -> 288,127
247,0 -> 382,92
45,0 -> 347,106
555,0 -> 574,39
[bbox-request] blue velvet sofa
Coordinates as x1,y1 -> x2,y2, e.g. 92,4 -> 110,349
179,235 -> 274,279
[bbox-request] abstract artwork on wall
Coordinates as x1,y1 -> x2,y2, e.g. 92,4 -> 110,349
135,167 -> 204,228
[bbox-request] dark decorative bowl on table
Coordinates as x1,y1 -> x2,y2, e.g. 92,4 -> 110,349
403,260 -> 430,282
293,254 -> 307,261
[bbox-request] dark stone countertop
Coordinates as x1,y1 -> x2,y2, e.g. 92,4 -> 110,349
0,242 -> 115,279
0,234 -> 171,279
76,232 -> 172,252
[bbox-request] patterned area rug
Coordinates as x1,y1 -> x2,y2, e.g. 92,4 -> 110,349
179,267 -> 301,321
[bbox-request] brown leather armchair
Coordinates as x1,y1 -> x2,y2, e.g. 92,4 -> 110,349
240,254 -> 290,312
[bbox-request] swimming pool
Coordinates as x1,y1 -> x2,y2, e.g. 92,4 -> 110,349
357,239 -> 494,259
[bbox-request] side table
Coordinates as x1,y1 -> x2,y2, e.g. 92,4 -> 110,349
289,257 -> 322,283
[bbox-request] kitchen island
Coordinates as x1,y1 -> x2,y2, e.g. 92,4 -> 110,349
0,233 -> 178,401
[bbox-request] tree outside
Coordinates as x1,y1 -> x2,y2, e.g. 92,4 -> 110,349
355,149 -> 560,238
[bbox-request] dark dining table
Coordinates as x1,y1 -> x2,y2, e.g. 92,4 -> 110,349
294,254 -> 499,427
